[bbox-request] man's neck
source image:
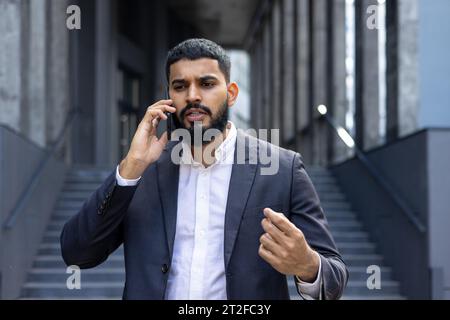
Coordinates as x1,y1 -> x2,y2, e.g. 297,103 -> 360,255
190,123 -> 231,168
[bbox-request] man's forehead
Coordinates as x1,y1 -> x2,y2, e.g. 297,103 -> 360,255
169,58 -> 224,81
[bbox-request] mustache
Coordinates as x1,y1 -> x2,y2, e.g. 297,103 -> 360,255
179,103 -> 213,120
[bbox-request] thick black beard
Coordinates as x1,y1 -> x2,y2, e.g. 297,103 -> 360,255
173,99 -> 229,146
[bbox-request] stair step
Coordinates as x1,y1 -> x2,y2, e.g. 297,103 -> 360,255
67,172 -> 110,180
21,282 -> 124,298
337,246 -> 376,255
38,243 -> 124,255
288,279 -> 401,297
59,192 -> 93,201
325,216 -> 359,224
51,215 -> 76,223
322,202 -> 352,210
55,200 -> 86,208
347,266 -> 394,281
341,295 -> 405,300
317,193 -> 347,202
332,232 -> 370,243
345,281 -> 401,295
341,254 -> 383,266
329,221 -> 364,232
309,176 -> 338,183
62,185 -> 101,192
33,255 -> 124,269
27,268 -> 125,282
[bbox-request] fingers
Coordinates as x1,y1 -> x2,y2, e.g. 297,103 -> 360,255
261,217 -> 287,245
147,100 -> 176,114
263,208 -> 295,236
142,106 -> 175,133
259,232 -> 282,254
258,243 -> 277,266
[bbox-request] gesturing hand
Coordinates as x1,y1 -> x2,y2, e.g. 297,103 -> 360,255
258,208 -> 320,283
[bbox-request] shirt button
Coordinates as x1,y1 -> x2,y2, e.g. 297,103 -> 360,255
161,264 -> 169,274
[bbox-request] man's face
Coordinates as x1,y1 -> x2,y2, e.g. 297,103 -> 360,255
168,58 -> 230,134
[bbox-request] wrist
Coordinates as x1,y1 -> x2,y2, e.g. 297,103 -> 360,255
119,157 -> 146,179
297,250 -> 320,283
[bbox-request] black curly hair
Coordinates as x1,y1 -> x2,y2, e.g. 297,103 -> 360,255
166,38 -> 231,83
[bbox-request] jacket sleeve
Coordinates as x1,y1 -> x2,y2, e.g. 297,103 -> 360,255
60,170 -> 138,269
289,152 -> 349,300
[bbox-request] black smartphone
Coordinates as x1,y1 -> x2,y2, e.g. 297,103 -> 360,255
164,89 -> 173,140
165,111 -> 173,140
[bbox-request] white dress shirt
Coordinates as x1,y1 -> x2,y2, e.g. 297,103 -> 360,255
116,121 -> 322,299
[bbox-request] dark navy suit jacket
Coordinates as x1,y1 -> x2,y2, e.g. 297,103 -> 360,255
60,130 -> 348,299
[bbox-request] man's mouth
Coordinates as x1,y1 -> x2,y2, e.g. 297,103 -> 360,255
185,108 -> 209,122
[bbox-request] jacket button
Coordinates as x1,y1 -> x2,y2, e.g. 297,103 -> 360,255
161,264 -> 169,274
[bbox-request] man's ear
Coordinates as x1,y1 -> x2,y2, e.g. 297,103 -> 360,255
226,82 -> 239,107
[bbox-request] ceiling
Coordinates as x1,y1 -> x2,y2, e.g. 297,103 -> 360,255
167,0 -> 260,48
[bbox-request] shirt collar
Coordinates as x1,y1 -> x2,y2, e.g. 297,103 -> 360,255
180,121 -> 237,167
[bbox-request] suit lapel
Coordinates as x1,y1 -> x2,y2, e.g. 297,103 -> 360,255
156,141 -> 180,258
224,130 -> 258,269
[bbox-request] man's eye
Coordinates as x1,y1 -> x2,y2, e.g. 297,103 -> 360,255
174,86 -> 184,90
202,82 -> 214,87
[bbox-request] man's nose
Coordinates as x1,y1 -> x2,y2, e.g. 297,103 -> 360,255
186,85 -> 201,105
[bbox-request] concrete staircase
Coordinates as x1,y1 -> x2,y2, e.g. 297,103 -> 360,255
21,166 -> 404,299
21,168 -> 125,299
287,167 -> 404,300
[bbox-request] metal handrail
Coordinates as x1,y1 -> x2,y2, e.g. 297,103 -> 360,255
3,109 -> 79,230
318,107 -> 426,234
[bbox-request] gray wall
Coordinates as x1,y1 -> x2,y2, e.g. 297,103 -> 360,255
0,126 -> 66,299
418,0 -> 450,129
427,130 -> 450,299
332,129 -> 450,299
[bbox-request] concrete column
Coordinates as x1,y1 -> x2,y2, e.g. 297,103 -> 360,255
397,0 -> 419,137
250,48 -> 258,129
149,1 -> 169,100
281,0 -> 295,144
47,0 -> 70,145
26,0 -> 48,147
0,0 -> 22,132
254,33 -> 263,130
386,0 -> 419,140
95,0 -> 115,166
386,0 -> 399,141
294,0 -> 311,160
311,0 -> 328,166
355,0 -> 380,150
296,0 -> 310,132
262,16 -> 272,131
329,0 -> 349,162
270,0 -> 282,132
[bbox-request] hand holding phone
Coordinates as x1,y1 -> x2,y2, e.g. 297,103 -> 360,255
119,99 -> 175,179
